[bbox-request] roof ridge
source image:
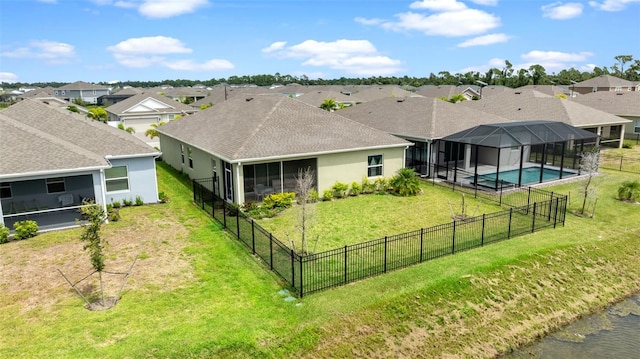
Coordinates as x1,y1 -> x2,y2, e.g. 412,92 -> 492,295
232,96 -> 285,158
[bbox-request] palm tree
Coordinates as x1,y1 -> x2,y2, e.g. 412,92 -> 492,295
319,98 -> 337,112
145,121 -> 166,139
617,180 -> 640,201
390,168 -> 421,196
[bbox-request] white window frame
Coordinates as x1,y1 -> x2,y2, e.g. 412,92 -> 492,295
367,154 -> 383,177
0,183 -> 12,199
180,144 -> 185,164
634,120 -> 640,134
46,177 -> 66,194
105,166 -> 130,193
188,147 -> 194,169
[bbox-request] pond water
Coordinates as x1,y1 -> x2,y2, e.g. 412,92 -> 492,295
501,294 -> 640,359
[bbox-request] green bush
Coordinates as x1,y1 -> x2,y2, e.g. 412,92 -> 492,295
135,196 -> 144,206
361,176 -> 377,194
226,202 -> 240,216
350,181 -> 362,196
0,224 -> 9,244
322,189 -> 334,201
332,182 -> 349,198
617,180 -> 640,201
241,201 -> 258,212
108,208 -> 121,222
263,192 -> 296,209
13,220 -> 38,240
246,206 -> 277,219
158,192 -> 170,203
622,140 -> 634,149
112,200 -> 121,208
308,189 -> 319,202
374,177 -> 390,194
390,168 -> 421,196
123,198 -> 133,207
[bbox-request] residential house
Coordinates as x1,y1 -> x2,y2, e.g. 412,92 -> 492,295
570,91 -> 640,141
97,87 -> 142,106
157,95 -> 411,204
54,81 -> 111,104
104,92 -> 199,148
416,85 -> 481,100
570,75 -> 637,95
0,100 -> 161,232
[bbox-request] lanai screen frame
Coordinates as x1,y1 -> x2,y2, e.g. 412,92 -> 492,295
438,120 -> 599,190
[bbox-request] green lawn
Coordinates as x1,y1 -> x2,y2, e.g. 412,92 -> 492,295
1,163 -> 639,358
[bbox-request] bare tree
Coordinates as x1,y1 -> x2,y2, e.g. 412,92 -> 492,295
579,146 -> 600,217
294,167 -> 319,254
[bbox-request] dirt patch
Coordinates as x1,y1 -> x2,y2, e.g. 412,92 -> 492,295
0,205 -> 193,313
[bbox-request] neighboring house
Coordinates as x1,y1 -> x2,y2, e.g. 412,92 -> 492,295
570,91 -> 640,141
0,100 -> 161,232
104,92 -> 198,148
459,89 -> 631,148
570,75 -> 636,95
54,81 -> 111,104
97,87 -> 142,106
416,85 -> 480,100
351,85 -> 420,102
157,95 -> 411,204
162,87 -> 208,104
296,90 -> 362,108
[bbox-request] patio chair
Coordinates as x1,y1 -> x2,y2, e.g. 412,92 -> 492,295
255,184 -> 266,201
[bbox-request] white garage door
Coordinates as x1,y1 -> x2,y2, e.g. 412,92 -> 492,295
123,118 -> 159,134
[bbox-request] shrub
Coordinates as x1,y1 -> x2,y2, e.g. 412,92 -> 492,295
617,180 -> 640,201
13,220 -> 38,240
263,192 -> 296,209
350,181 -> 362,196
308,189 -> 320,202
0,224 -> 9,244
390,168 -> 421,196
112,200 -> 121,208
361,176 -> 377,194
374,177 -> 390,194
108,208 -> 120,222
322,189 -> 334,201
158,192 -> 170,203
241,201 -> 258,212
622,140 -> 634,149
122,198 -> 133,207
135,196 -> 144,206
106,203 -> 113,212
226,202 -> 240,216
332,182 -> 349,198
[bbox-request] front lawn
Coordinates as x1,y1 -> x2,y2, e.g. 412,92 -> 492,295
1,163 -> 639,358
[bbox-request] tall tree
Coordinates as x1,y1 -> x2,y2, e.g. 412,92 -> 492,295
528,64 -> 547,85
614,55 -> 633,78
79,204 -> 108,305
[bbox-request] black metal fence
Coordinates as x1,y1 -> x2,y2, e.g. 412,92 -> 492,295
599,152 -> 640,174
193,177 -> 567,296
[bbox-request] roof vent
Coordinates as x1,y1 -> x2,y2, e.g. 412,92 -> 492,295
616,92 -> 623,95
397,98 -> 405,102
514,91 -> 522,94
245,97 -> 253,102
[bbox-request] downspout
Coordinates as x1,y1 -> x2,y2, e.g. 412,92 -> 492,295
99,168 -> 108,223
236,162 -> 242,204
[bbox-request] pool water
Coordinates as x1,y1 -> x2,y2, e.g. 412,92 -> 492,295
477,167 -> 570,185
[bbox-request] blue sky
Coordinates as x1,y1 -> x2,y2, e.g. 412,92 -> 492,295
0,0 -> 638,83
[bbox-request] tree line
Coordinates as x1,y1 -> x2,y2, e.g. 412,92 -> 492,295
3,55 -> 638,90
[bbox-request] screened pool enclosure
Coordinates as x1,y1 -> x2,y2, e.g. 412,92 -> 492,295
435,121 -> 599,190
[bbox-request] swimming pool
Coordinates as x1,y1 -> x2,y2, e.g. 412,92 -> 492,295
473,167 -> 572,186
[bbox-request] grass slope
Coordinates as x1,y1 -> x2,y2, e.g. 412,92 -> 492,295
0,161 -> 638,358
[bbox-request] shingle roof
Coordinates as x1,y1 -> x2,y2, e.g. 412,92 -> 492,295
570,91 -> 640,117
352,85 -> 421,102
339,96 -> 510,139
459,91 -> 631,127
573,75 -> 635,88
0,100 -> 158,177
104,92 -> 198,115
296,90 -> 363,107
57,81 -> 109,90
157,95 -> 410,162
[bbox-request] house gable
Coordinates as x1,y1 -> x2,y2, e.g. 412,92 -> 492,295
125,98 -> 176,113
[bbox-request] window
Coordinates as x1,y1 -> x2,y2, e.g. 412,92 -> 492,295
188,147 -> 193,169
46,177 -> 66,194
0,183 -> 12,199
61,90 -> 66,95
367,155 -> 383,177
105,166 -> 129,192
634,120 -> 640,134
592,87 -> 597,92
180,144 -> 185,164
615,86 -> 622,92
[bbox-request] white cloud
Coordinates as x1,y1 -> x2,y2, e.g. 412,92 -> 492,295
521,50 -> 593,63
114,1 -> 137,9
409,0 -> 467,11
163,59 -> 234,71
0,40 -> 76,64
107,36 -> 233,71
354,17 -> 385,25
0,72 -> 19,83
139,0 -> 208,18
107,36 -> 192,55
542,2 -> 584,19
457,33 -> 511,47
36,0 -> 57,4
263,39 -> 404,76
381,10 -> 500,36
469,0 -> 498,5
589,0 -> 640,11
261,42 -> 287,54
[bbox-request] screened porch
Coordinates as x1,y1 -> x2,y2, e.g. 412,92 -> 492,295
242,158 -> 317,202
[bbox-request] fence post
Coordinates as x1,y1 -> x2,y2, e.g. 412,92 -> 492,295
548,197 -> 553,221
269,233 -> 273,270
236,213 -> 240,239
499,185 -> 503,206
343,245 -> 348,284
192,180 -> 196,202
290,249 -> 295,293
299,255 -> 303,297
452,221 -> 456,254
251,220 -> 256,254
481,214 -> 486,246
553,197 -> 559,228
211,184 -> 215,218
531,202 -> 537,233
383,236 -> 388,273
527,187 -> 532,213
419,228 -> 424,262
508,208 -> 513,239
222,200 -> 227,228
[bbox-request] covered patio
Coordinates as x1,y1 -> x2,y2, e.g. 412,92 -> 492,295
434,121 -> 599,190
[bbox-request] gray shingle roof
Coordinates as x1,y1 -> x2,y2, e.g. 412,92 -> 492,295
57,81 -> 109,90
573,75 -> 635,88
570,91 -> 640,117
0,100 -> 159,177
158,95 -> 410,162
339,96 -> 510,139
